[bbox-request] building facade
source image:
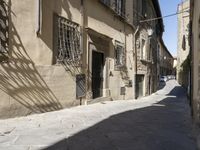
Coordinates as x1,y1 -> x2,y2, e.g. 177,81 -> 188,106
158,39 -> 174,77
177,0 -> 190,88
132,0 -> 164,98
0,0 -> 164,118
190,0 -> 200,125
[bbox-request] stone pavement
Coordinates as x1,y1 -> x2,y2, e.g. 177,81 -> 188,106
0,80 -> 197,150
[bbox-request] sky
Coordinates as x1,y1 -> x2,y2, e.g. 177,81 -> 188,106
159,0 -> 182,57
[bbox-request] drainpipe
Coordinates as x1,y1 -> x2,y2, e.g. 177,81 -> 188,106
80,0 -> 88,105
36,0 -> 42,36
133,26 -> 140,99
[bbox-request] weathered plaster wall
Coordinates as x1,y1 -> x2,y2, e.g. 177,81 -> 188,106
0,0 -> 136,118
191,0 -> 200,124
86,0 -> 135,100
0,0 -> 82,118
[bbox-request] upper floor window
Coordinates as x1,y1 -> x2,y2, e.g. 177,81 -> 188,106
115,0 -> 125,17
141,0 -> 147,18
115,41 -> 125,68
56,16 -> 81,63
100,0 -> 125,18
140,39 -> 146,60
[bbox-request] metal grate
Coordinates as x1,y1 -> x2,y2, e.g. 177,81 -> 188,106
76,74 -> 86,98
115,0 -> 125,17
0,0 -> 9,55
115,41 -> 125,68
57,16 -> 81,63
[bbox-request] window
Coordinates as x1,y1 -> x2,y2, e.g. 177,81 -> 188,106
0,1 -> 8,55
115,41 -> 125,68
100,0 -> 125,18
141,0 -> 147,18
115,0 -> 125,17
57,16 -> 81,62
147,39 -> 152,61
140,39 -> 146,60
157,44 -> 160,61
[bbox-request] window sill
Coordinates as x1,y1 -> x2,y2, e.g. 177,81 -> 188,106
114,65 -> 127,71
140,59 -> 152,64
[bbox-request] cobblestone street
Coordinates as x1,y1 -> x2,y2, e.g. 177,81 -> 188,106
0,80 -> 197,150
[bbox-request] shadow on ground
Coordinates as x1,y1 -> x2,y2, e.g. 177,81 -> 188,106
43,86 -> 196,150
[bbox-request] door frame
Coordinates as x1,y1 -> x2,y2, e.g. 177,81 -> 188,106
89,43 -> 105,99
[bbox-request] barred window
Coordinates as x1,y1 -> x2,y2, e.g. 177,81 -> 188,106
0,0 -> 9,55
140,39 -> 146,60
57,16 -> 81,62
115,0 -> 125,17
115,41 -> 125,68
100,0 -> 125,17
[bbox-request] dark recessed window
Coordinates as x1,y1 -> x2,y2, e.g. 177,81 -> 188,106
115,41 -> 125,68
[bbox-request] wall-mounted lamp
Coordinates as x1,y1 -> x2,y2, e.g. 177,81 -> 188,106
147,28 -> 154,37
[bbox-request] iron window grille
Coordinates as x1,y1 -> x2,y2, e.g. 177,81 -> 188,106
0,0 -> 9,56
57,16 -> 81,63
115,41 -> 125,68
100,0 -> 125,18
115,0 -> 125,17
100,0 -> 111,6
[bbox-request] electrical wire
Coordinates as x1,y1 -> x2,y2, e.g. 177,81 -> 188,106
140,10 -> 189,23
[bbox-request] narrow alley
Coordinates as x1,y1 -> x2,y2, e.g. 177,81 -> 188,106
0,80 -> 196,150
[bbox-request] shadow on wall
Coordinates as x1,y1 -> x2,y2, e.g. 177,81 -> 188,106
0,0 -> 62,118
40,0 -> 80,57
43,86 -> 196,150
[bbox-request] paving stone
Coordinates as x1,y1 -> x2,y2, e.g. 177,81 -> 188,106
0,80 -> 197,150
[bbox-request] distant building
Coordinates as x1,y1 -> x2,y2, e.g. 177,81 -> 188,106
133,0 -> 164,98
177,0 -> 190,88
158,39 -> 174,77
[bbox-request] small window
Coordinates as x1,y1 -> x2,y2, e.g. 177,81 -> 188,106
140,39 -> 146,60
115,0 -> 125,17
115,41 -> 125,68
56,15 -> 81,63
141,0 -> 147,17
198,16 -> 200,39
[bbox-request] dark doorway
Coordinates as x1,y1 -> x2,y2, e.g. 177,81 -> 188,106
92,51 -> 104,99
136,75 -> 144,98
149,76 -> 151,95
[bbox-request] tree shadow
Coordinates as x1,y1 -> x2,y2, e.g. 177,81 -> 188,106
0,0 -> 62,118
40,0 -> 80,56
42,86 -> 196,150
